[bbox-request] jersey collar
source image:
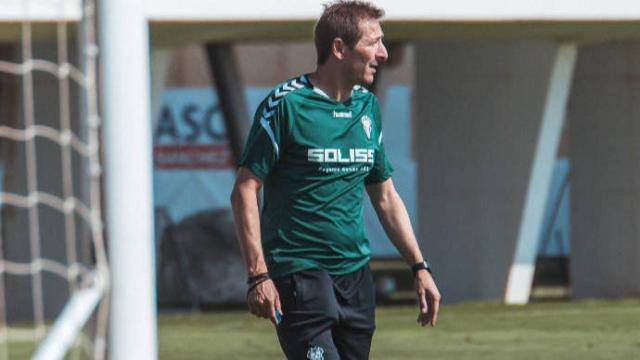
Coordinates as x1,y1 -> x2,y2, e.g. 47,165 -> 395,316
302,73 -> 358,104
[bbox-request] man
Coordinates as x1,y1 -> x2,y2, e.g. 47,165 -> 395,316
231,1 -> 440,358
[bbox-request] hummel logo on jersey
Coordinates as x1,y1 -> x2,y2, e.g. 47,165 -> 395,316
308,148 -> 374,163
332,110 -> 352,118
361,115 -> 372,139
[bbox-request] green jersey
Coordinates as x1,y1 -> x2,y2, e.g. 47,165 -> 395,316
238,74 -> 394,278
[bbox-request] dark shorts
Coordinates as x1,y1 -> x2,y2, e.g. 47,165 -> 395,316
273,265 -> 376,360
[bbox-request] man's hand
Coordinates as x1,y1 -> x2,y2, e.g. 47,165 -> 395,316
415,270 -> 441,327
247,279 -> 282,325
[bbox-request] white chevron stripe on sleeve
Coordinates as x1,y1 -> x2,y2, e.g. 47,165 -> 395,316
260,117 -> 279,158
378,132 -> 383,145
268,96 -> 280,109
282,84 -> 295,92
262,108 -> 275,119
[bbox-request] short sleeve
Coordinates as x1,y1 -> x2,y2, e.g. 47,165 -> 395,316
238,95 -> 288,179
365,97 -> 394,185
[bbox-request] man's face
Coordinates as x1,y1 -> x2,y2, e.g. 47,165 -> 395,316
343,18 -> 388,85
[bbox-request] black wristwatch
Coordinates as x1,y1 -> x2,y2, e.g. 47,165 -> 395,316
412,260 -> 433,277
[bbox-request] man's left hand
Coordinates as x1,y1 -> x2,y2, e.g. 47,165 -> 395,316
414,270 -> 441,327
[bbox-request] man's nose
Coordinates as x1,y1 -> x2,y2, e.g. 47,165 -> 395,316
377,42 -> 388,62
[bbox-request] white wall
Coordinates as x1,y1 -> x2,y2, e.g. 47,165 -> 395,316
147,0 -> 640,21
5,0 -> 640,22
569,41 -> 640,298
0,0 -> 80,21
415,40 -> 559,302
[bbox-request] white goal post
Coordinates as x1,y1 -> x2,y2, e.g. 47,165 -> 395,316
100,0 -> 158,358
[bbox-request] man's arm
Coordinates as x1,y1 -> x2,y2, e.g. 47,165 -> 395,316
366,178 -> 441,326
230,167 -> 281,324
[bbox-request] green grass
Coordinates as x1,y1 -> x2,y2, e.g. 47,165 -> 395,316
8,299 -> 640,359
158,299 -> 640,360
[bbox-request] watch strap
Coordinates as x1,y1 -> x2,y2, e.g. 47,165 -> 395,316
412,260 -> 432,276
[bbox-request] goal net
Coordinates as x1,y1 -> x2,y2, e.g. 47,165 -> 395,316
0,0 -> 108,358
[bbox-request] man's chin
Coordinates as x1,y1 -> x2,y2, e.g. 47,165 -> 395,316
361,75 -> 375,85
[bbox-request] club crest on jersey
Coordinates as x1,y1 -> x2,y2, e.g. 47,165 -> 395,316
306,345 -> 325,360
361,115 -> 372,139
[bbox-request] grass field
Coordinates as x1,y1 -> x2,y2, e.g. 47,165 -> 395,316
159,299 -> 640,360
7,299 -> 640,359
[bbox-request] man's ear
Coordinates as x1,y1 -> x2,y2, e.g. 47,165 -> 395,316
331,38 -> 346,60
